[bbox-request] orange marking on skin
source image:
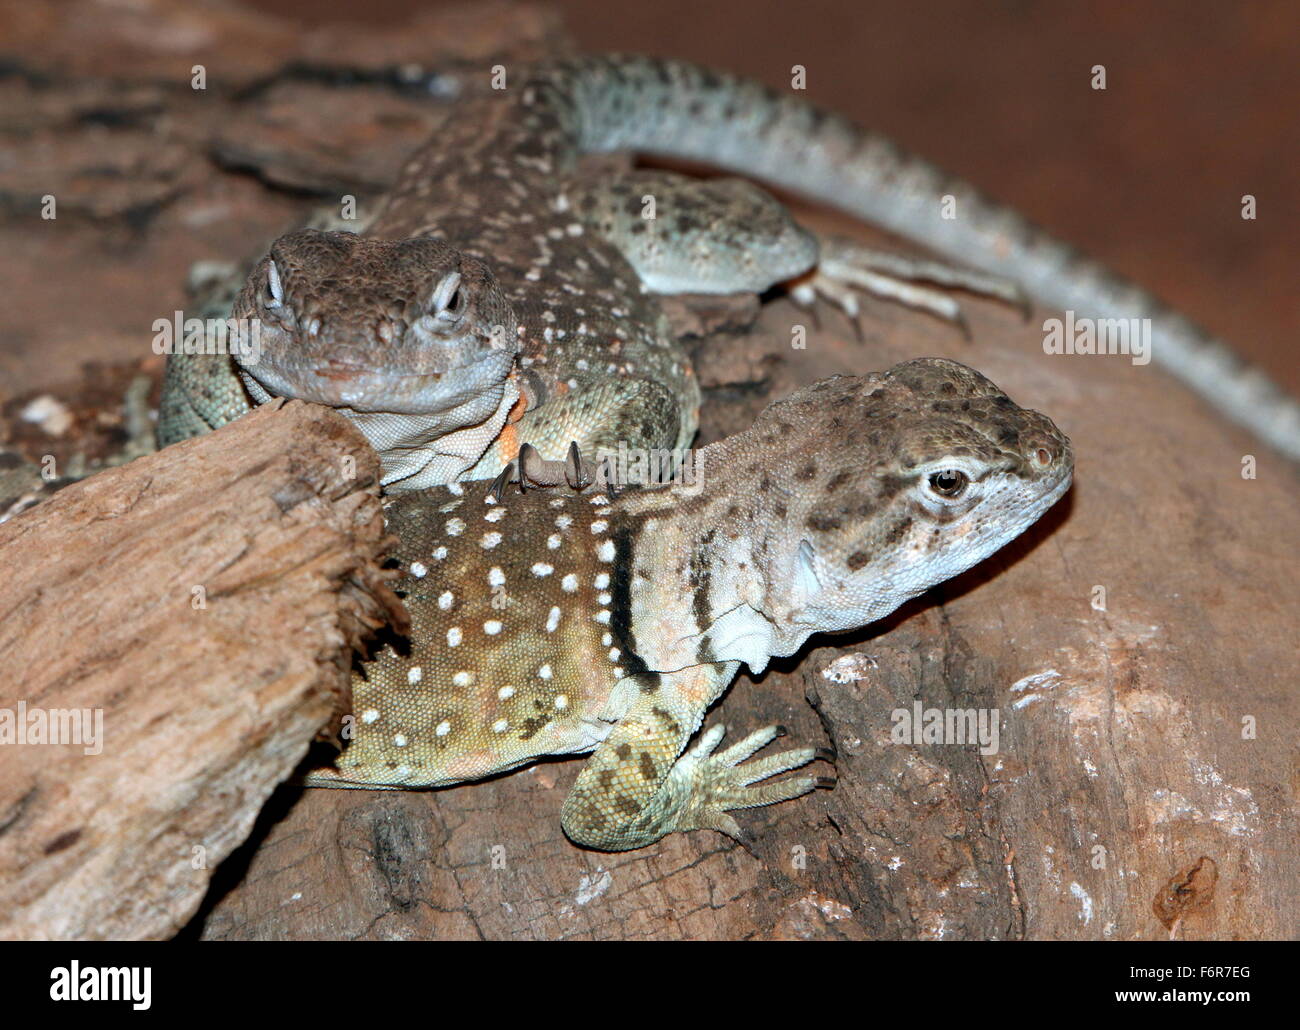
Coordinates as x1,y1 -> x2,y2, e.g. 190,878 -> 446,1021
497,420 -> 520,462
507,390 -> 528,424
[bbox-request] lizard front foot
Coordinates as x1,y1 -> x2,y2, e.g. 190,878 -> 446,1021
791,236 -> 1029,339
666,723 -> 834,842
561,661 -> 835,851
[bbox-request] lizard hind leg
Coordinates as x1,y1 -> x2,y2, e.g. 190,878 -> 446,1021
567,170 -> 820,295
560,662 -> 831,851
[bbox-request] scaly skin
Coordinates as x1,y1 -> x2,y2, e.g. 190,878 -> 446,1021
308,358 -> 1074,851
160,54 -> 1299,472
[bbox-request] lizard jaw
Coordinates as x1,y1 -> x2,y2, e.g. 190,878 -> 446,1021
237,348 -> 515,415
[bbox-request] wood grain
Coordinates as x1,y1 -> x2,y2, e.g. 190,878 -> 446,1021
0,400 -> 402,939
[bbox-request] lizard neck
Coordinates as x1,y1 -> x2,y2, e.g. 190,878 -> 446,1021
615,441 -> 777,675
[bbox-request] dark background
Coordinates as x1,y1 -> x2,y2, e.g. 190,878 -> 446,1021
242,0 -> 1299,394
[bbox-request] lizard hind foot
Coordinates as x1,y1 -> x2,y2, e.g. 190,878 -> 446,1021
790,236 -> 1030,339
672,723 -> 830,841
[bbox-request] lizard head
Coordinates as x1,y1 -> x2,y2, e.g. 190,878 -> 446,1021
230,229 -> 518,415
738,358 -> 1073,654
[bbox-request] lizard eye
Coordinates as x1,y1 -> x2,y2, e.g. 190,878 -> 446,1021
927,469 -> 969,499
266,260 -> 284,309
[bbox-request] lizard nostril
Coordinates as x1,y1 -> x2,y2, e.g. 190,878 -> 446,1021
1034,447 -> 1052,467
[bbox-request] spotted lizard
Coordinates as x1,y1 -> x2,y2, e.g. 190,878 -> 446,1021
158,54 -> 1298,477
307,359 -> 1073,851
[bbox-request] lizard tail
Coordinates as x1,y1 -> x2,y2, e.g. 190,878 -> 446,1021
544,54 -> 1300,461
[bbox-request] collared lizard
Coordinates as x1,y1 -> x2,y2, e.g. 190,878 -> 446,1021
158,54 -> 1299,477
308,358 -> 1074,851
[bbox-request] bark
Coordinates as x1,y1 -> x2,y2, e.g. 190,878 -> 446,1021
0,401 -> 403,939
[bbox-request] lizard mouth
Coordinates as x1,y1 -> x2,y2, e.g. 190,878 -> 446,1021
238,349 -> 516,415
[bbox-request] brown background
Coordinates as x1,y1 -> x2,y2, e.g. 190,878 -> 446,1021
247,0 -> 1299,394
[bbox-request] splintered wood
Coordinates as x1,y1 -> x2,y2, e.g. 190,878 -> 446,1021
0,401 -> 404,940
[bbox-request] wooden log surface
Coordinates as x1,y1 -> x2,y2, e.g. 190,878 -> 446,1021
0,401 -> 402,939
0,0 -> 1295,940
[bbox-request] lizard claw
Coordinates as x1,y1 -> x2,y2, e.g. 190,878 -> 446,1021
485,440 -> 608,501
565,441 -> 591,489
486,461 -> 514,504
517,442 -> 548,491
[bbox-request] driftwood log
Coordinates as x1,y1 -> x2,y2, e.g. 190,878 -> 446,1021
0,0 -> 1294,939
0,401 -> 402,939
